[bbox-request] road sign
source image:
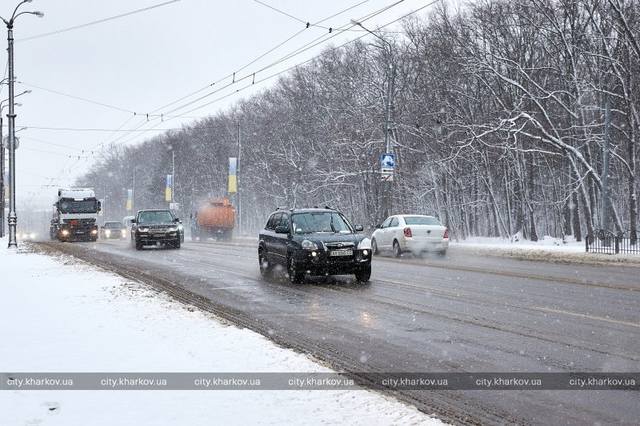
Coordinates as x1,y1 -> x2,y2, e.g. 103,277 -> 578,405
380,153 -> 395,181
380,153 -> 395,170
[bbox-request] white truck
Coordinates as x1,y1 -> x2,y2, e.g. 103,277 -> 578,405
49,188 -> 101,242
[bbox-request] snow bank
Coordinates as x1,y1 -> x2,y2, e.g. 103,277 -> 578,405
451,235 -> 640,265
0,240 -> 443,425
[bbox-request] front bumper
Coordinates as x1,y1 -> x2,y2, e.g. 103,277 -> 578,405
58,226 -> 99,241
136,232 -> 180,245
292,249 -> 371,275
102,232 -> 127,239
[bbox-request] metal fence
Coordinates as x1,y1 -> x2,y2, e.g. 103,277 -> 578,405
585,230 -> 640,255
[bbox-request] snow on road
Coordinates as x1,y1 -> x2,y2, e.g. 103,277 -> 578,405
0,241 -> 443,426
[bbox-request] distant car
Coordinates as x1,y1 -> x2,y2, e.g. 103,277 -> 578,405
100,221 -> 127,239
131,209 -> 183,250
371,215 -> 449,257
18,231 -> 38,241
258,207 -> 372,284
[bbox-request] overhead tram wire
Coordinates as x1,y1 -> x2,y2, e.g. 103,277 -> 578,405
95,0 -> 384,149
114,0 -> 439,144
17,0 -> 182,42
141,0 -> 375,116
157,0 -> 408,117
156,0 -> 407,118
11,0 -> 437,143
37,0 -> 410,151
252,0 -> 389,34
18,81 -> 136,114
93,0 -> 426,148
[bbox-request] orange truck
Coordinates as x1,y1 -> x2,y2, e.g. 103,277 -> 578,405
190,197 -> 235,241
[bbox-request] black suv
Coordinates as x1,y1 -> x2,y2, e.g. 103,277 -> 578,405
258,208 -> 372,283
131,209 -> 183,250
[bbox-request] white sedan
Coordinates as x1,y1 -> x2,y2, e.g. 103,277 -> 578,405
371,215 -> 449,257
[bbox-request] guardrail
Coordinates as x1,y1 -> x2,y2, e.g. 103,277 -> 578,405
585,230 -> 639,255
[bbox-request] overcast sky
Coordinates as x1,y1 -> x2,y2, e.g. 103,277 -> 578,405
0,0 -> 445,209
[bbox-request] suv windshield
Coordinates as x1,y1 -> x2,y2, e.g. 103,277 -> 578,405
292,212 -> 353,234
404,216 -> 441,226
59,199 -> 99,214
104,222 -> 123,229
138,211 -> 174,224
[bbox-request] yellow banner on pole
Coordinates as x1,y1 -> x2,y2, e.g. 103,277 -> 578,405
228,157 -> 237,194
228,175 -> 237,194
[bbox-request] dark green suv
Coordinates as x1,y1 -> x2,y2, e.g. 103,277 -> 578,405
258,208 -> 372,283
131,209 -> 183,250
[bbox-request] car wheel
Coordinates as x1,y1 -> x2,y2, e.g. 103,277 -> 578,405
135,241 -> 143,250
288,257 -> 305,284
438,249 -> 447,256
174,239 -> 181,249
259,249 -> 272,278
355,265 -> 371,283
371,238 -> 379,255
393,240 -> 402,258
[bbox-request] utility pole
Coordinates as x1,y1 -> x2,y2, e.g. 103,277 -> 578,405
6,21 -> 17,247
0,113 -> 4,238
351,19 -> 396,220
601,98 -> 611,232
1,1 -> 43,247
1,93 -> 29,238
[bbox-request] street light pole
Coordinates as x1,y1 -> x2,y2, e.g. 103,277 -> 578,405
351,19 -> 396,218
1,94 -> 29,239
1,0 -> 44,247
6,22 -> 17,247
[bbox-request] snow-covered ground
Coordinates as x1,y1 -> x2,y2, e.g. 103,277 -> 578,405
452,235 -> 585,253
0,239 -> 443,426
451,234 -> 640,265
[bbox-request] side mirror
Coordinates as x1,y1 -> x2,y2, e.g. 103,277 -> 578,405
354,224 -> 364,232
376,224 -> 382,229
275,225 -> 289,234
173,217 -> 180,223
97,201 -> 102,211
131,219 -> 137,224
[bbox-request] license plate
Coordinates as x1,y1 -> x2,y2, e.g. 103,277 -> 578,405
330,249 -> 353,257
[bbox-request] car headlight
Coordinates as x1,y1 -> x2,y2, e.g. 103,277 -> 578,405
138,227 -> 149,233
177,224 -> 183,231
121,230 -> 127,237
91,229 -> 98,235
168,226 -> 178,232
30,233 -> 36,240
61,229 -> 69,236
105,230 -> 111,236
301,239 -> 318,250
358,238 -> 372,250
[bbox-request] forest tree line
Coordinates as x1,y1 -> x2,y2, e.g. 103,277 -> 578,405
79,0 -> 640,242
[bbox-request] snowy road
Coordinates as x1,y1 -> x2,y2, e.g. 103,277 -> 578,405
36,239 -> 640,425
